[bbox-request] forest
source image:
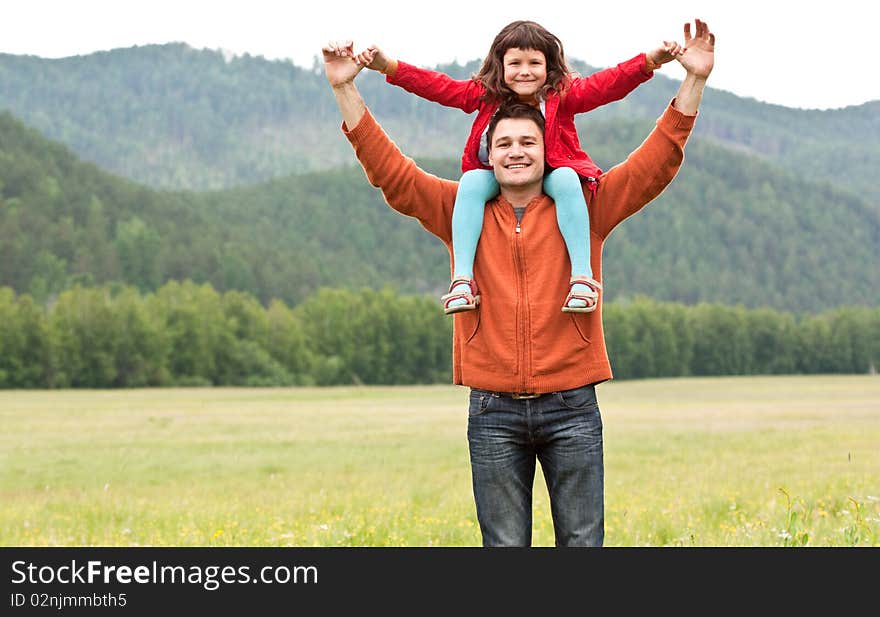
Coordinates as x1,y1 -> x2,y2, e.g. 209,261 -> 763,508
0,44 -> 877,388
1,111 -> 877,315
0,283 -> 877,388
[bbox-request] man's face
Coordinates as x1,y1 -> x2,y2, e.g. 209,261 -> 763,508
488,118 -> 545,190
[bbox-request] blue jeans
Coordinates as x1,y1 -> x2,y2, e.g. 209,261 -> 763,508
467,384 -> 604,547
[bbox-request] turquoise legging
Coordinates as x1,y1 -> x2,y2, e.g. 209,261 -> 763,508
451,167 -> 591,280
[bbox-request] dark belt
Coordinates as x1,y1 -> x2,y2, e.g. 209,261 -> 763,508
492,391 -> 542,400
479,384 -> 592,400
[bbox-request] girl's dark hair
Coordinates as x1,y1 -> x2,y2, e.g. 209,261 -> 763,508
474,20 -> 572,104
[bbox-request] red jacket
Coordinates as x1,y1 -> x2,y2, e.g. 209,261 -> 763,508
343,103 -> 696,393
386,54 -> 653,183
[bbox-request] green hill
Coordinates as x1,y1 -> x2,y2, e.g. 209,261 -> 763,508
1,45 -> 878,205
1,111 -> 877,312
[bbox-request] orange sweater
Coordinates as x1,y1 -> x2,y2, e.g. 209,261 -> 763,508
343,102 -> 696,393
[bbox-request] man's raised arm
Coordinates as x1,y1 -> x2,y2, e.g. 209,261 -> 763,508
324,40 -> 368,131
322,41 -> 457,243
590,19 -> 715,237
672,18 -> 715,115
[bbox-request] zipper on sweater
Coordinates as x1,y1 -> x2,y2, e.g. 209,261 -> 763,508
513,220 -> 529,392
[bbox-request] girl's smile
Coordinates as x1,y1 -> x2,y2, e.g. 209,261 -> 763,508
502,47 -> 547,102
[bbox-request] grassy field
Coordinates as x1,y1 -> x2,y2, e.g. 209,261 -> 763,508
1,375 -> 878,547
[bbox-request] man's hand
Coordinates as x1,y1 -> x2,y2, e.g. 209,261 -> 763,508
323,40 -> 363,88
671,19 -> 715,114
677,19 -> 715,79
323,40 -> 368,128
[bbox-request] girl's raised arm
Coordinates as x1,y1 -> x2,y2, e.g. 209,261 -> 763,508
356,44 -> 484,114
561,53 -> 654,115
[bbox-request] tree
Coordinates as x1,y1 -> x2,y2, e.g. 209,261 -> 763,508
688,304 -> 751,376
111,287 -> 170,386
154,280 -> 231,385
48,286 -> 118,387
115,216 -> 162,292
266,299 -> 316,385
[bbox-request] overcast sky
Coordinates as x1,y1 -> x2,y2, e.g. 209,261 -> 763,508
1,0 -> 876,110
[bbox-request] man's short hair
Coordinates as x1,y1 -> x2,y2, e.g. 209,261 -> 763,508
487,103 -> 546,150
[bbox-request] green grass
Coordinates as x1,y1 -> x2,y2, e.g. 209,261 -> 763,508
1,376 -> 878,546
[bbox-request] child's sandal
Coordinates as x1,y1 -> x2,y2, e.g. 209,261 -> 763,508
561,276 -> 601,313
441,278 -> 481,314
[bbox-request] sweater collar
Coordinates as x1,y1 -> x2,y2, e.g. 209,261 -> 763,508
493,193 -> 550,213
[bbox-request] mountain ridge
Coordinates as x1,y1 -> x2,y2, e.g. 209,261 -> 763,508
1,107 -> 877,313
1,43 -> 877,202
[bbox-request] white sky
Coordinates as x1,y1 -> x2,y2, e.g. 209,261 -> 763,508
1,0 -> 876,110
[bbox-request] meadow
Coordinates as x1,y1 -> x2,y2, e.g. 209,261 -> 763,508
1,375 -> 877,547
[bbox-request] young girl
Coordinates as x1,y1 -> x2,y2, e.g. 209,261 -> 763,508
356,21 -> 681,314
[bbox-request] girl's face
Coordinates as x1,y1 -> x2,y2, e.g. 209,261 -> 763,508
502,47 -> 547,102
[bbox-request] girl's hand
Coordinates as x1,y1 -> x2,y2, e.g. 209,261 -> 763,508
645,40 -> 684,71
354,45 -> 391,73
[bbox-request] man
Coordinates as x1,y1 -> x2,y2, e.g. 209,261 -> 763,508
323,19 -> 715,546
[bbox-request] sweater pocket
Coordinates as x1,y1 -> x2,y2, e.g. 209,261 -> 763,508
569,313 -> 592,344
459,308 -> 518,377
532,311 -> 593,376
459,309 -> 481,344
